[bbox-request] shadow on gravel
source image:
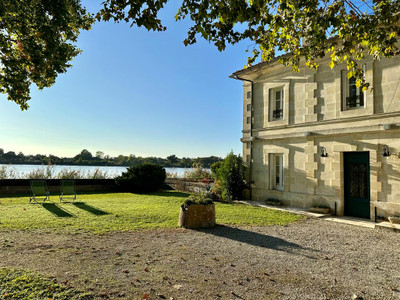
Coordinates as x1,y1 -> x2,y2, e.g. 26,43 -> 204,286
202,225 -> 318,256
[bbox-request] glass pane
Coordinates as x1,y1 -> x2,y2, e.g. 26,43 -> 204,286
349,77 -> 357,97
350,164 -> 359,197
359,89 -> 364,106
359,164 -> 367,198
275,90 -> 281,101
349,163 -> 367,198
275,90 -> 281,110
275,156 -> 280,185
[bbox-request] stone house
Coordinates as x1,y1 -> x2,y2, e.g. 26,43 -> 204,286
230,54 -> 400,221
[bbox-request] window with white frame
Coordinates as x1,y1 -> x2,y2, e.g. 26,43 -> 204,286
269,87 -> 284,121
270,154 -> 284,190
341,64 -> 366,110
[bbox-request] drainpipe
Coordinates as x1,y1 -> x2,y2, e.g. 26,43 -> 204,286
230,74 -> 254,200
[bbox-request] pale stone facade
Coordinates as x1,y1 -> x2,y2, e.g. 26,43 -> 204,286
231,55 -> 400,221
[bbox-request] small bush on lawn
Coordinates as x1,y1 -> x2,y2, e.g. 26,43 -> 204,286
211,151 -> 246,201
115,163 -> 166,193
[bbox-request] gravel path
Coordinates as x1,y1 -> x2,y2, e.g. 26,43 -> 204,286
1,218 -> 399,299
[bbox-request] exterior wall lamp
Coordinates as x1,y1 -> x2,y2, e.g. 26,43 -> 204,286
383,145 -> 391,157
320,147 -> 328,157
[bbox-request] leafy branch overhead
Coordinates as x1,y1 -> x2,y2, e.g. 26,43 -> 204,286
2,1 -> 399,109
0,0 -> 93,110
175,0 -> 400,90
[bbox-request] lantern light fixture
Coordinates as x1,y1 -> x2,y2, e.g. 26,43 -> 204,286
383,145 -> 391,157
320,147 -> 328,158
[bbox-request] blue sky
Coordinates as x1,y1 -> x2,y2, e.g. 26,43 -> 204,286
0,1 -> 249,159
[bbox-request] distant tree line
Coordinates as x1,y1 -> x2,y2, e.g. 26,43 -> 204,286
0,148 -> 222,168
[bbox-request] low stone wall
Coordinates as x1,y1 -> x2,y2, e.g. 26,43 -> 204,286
165,178 -> 213,193
1,178 -> 214,196
0,179 -> 117,196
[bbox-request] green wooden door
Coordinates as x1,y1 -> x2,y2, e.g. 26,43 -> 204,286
344,152 -> 370,219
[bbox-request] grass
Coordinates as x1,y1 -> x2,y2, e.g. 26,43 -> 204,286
0,268 -> 92,299
0,191 -> 304,299
0,191 -> 303,234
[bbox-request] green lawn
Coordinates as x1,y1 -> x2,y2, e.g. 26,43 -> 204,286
0,268 -> 92,299
0,191 -> 303,234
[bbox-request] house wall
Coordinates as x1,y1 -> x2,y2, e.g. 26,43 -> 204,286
241,55 -> 400,220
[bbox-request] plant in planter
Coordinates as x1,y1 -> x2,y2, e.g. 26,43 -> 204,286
309,205 -> 330,214
179,192 -> 215,229
388,215 -> 400,224
265,198 -> 282,206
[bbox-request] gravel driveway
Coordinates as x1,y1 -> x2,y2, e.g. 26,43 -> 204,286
0,218 -> 399,299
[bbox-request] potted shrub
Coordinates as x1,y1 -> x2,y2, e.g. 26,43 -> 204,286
309,205 -> 330,214
179,193 -> 215,229
265,198 -> 282,206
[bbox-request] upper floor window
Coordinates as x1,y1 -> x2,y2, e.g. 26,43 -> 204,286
269,87 -> 284,121
341,65 -> 366,110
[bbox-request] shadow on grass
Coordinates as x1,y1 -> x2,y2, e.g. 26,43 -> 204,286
42,203 -> 74,218
0,194 -> 30,199
151,191 -> 190,198
72,202 -> 109,216
200,225 -> 318,256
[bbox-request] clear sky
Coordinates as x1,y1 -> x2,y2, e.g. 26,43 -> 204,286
0,1 -> 249,159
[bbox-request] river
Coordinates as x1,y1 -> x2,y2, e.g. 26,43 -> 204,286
0,164 -> 194,179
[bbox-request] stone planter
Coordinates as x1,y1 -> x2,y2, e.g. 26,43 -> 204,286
388,216 -> 400,224
179,203 -> 216,229
309,207 -> 330,214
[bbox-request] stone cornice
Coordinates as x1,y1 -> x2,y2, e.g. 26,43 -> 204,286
241,112 -> 400,142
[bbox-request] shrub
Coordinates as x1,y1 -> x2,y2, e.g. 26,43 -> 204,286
182,192 -> 214,209
87,168 -> 109,179
115,163 -> 166,193
166,171 -> 179,178
182,163 -> 212,179
56,168 -> 84,179
25,165 -> 54,179
0,165 -> 18,179
57,168 -> 114,179
211,151 -> 245,201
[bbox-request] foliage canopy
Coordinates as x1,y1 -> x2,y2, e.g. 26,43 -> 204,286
2,0 -> 400,108
211,151 -> 246,200
115,163 -> 166,193
0,0 -> 92,109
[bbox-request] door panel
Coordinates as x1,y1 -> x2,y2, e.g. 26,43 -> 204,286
344,152 -> 370,218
